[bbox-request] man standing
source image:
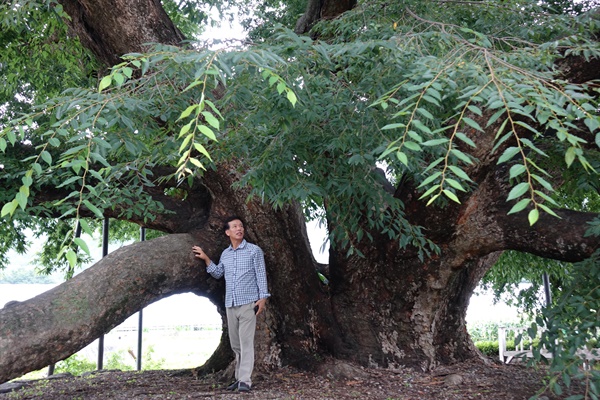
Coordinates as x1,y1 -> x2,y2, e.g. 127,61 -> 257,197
192,216 -> 270,393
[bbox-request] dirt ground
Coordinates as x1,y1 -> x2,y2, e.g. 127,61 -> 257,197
0,358 -> 584,400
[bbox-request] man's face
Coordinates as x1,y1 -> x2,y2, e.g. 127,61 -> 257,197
225,219 -> 244,241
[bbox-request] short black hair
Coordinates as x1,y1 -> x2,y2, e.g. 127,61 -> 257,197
223,216 -> 244,232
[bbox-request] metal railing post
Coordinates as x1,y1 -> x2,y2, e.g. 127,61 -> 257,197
136,227 -> 146,371
98,216 -> 109,371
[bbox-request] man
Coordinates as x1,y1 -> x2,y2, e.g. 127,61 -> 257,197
192,216 -> 270,393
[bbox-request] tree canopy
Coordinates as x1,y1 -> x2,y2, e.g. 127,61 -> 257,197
1,0 -> 598,266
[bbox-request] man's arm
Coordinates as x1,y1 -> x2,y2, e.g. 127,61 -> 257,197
192,245 -> 223,279
254,247 -> 270,315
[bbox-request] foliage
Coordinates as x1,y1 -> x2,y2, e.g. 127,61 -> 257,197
0,265 -> 58,284
474,340 -> 542,357
0,1 -> 98,113
0,0 -> 599,270
482,176 -> 600,316
53,354 -> 96,376
527,246 -> 600,399
481,251 -> 572,316
161,0 -> 209,39
53,346 -> 165,376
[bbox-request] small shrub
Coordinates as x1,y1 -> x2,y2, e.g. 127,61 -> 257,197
475,341 -> 499,357
54,354 -> 96,376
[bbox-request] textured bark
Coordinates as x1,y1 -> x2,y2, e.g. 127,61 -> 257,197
295,0 -> 356,34
0,234 -> 219,382
0,0 -> 598,385
58,0 -> 185,66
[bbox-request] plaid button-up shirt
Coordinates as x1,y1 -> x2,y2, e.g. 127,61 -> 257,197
207,239 -> 270,307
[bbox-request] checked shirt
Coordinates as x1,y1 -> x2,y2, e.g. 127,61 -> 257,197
207,239 -> 270,307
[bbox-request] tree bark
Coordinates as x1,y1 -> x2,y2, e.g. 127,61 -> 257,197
58,0 -> 185,66
295,0 -> 357,34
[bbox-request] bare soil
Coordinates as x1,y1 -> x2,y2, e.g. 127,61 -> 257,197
0,358 -> 583,399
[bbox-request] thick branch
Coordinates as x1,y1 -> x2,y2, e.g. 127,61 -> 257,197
57,0 -> 186,66
295,0 -> 357,34
0,233 -> 220,383
498,208 -> 599,262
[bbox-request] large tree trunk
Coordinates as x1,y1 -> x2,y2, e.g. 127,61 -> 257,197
1,0 -> 598,385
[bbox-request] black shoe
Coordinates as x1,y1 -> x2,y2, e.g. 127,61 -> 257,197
238,382 -> 251,392
226,380 -> 239,391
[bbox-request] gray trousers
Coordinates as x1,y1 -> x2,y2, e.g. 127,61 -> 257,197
226,302 -> 257,386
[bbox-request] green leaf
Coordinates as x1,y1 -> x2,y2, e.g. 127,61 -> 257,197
419,184 -> 440,200
448,165 -> 472,182
189,157 -> 205,169
450,149 -> 473,165
424,157 -> 444,173
455,132 -> 476,148
486,109 -> 505,127
178,105 -> 199,121
286,90 -> 298,107
40,150 -> 52,166
0,137 -> 6,152
507,198 -> 530,214
396,151 -> 408,166
443,189 -> 461,203
379,145 -> 397,159
422,138 -> 449,147
73,237 -> 91,256
506,182 -> 530,201
467,105 -> 482,116
404,141 -> 422,151
418,171 -> 442,188
528,208 -> 539,225
276,82 -> 286,95
382,123 -> 405,130
531,174 -> 553,192
83,200 -> 104,219
79,219 -> 93,237
462,117 -> 483,132
66,249 -> 77,268
445,178 -> 466,192
426,193 -> 440,206
509,164 -> 526,179
533,190 -> 558,206
193,142 -> 212,160
565,147 -> 576,167
412,120 -> 432,134
538,203 -> 560,218
201,112 -> 220,129
182,80 -> 202,92
178,121 -> 193,138
198,125 -> 217,141
16,191 -> 28,210
112,72 -> 125,86
498,147 -> 520,164
1,200 -> 18,217
98,75 -> 112,92
416,108 -> 435,120
494,119 -> 509,139
122,67 -> 133,78
514,120 -> 539,135
179,133 -> 192,153
7,130 -> 16,145
407,131 -> 423,143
